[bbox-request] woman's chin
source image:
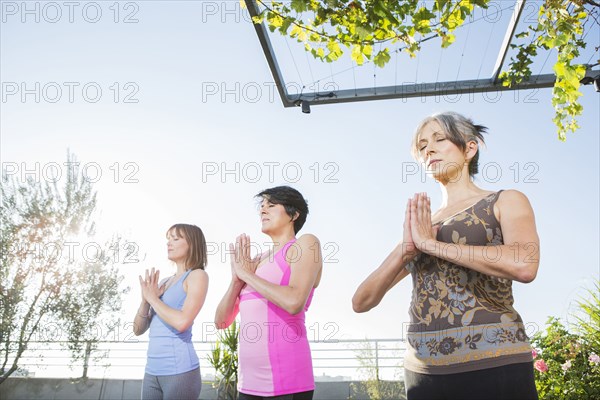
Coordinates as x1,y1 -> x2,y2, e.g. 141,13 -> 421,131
167,255 -> 180,263
427,170 -> 459,183
425,170 -> 443,180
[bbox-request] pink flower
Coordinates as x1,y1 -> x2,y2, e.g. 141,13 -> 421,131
589,353 -> 600,365
561,360 -> 572,372
531,348 -> 538,359
534,359 -> 548,373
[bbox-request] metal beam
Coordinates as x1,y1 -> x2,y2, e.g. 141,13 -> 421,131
289,66 -> 600,107
491,0 -> 526,83
285,74 -> 558,107
244,0 -> 296,107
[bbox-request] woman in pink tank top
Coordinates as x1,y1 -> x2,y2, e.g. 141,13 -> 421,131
215,186 -> 323,400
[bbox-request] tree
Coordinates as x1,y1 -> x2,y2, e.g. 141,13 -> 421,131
58,242 -> 129,379
251,0 -> 599,140
0,152 -> 128,383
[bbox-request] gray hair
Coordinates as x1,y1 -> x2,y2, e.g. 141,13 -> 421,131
411,111 -> 487,177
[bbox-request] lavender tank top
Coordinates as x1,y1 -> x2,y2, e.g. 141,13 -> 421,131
146,270 -> 199,375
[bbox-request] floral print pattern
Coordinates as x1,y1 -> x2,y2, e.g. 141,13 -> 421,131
405,191 -> 533,373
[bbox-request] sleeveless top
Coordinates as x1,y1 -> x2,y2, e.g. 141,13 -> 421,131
238,239 -> 316,396
404,191 -> 533,374
146,269 -> 200,376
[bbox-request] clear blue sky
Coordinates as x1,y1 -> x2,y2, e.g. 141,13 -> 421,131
2,0 -> 599,378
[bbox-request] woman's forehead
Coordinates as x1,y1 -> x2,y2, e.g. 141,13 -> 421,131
418,121 -> 444,140
260,196 -> 274,204
167,227 -> 182,237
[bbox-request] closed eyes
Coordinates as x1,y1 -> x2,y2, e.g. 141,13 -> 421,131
419,137 -> 446,151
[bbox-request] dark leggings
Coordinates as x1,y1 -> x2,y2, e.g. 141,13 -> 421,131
405,362 -> 538,400
237,390 -> 314,400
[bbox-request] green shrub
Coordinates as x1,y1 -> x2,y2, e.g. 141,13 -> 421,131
531,281 -> 600,399
207,321 -> 239,400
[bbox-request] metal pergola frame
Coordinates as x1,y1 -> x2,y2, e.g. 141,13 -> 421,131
244,0 -> 598,109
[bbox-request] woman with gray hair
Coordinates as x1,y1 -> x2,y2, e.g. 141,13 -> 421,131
353,112 -> 539,399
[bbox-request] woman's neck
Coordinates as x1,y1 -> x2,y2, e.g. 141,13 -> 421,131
438,175 -> 486,208
268,231 -> 296,252
174,262 -> 187,276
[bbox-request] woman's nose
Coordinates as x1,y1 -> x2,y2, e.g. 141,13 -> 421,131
426,143 -> 435,155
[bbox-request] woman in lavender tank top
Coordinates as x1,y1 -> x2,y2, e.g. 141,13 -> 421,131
353,112 -> 540,399
215,186 -> 323,400
133,224 -> 209,400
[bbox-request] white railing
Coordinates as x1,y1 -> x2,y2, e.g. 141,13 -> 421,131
4,339 -> 406,381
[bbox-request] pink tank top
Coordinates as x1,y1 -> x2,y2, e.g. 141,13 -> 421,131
237,239 -> 315,396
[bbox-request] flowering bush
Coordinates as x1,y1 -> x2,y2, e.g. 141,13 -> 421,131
530,282 -> 600,399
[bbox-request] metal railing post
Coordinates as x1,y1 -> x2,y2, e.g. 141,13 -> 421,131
375,341 -> 380,381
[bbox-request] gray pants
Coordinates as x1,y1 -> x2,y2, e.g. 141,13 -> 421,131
142,367 -> 202,400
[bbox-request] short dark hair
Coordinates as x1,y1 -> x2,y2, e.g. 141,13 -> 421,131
412,111 -> 487,177
166,224 -> 208,270
256,186 -> 309,234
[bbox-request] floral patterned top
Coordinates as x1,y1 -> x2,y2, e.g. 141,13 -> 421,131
404,191 -> 533,374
